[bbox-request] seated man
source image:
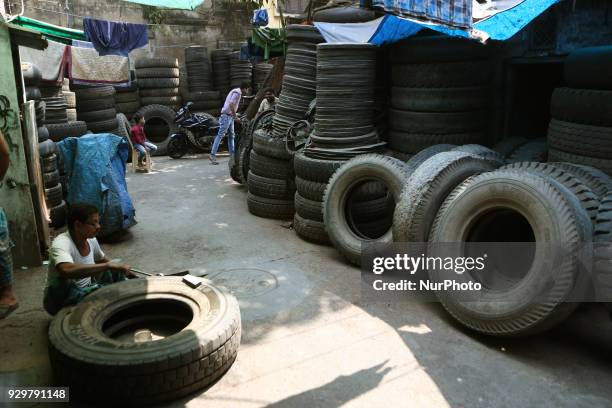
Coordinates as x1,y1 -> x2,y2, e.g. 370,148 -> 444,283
43,203 -> 133,315
130,114 -> 157,168
258,88 -> 278,113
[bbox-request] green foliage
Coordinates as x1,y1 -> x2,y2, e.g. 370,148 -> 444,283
143,5 -> 167,25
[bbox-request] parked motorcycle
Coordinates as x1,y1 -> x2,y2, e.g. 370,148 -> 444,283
167,102 -> 220,159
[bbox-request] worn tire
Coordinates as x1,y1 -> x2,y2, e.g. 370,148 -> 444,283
140,96 -> 181,106
547,119 -> 612,159
294,214 -> 330,245
136,67 -> 180,78
388,131 -> 483,154
138,78 -> 180,89
78,108 -> 117,123
389,109 -> 486,134
76,98 -> 116,113
594,193 -> 612,301
390,35 -> 492,64
247,193 -> 294,219
133,104 -> 179,156
551,163 -> 612,198
45,183 -> 63,207
87,117 -> 120,133
139,88 -> 180,97
403,144 -> 457,175
252,129 -> 291,160
391,86 -> 488,112
548,148 -> 612,176
295,192 -> 323,222
506,140 -> 548,163
391,61 -> 492,88
48,277 -> 240,405
249,150 -> 293,180
49,200 -> 67,228
428,169 -> 592,336
393,151 -> 500,243
296,177 -> 327,201
493,137 -> 529,159
41,154 -> 58,173
135,57 -> 179,69
43,170 -> 60,189
323,154 -> 407,265
294,150 -> 345,183
550,87 -> 612,126
38,126 -> 49,142
75,86 -> 115,101
47,121 -> 88,141
247,171 -> 295,199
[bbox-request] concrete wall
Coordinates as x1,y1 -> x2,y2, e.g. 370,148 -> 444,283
6,0 -> 253,64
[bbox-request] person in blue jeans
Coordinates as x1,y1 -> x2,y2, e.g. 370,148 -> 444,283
209,81 -> 251,165
0,130 -> 16,319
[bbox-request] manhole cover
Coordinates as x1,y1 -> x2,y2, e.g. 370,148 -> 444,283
209,268 -> 279,299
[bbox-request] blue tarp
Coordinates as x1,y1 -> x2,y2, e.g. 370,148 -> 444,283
57,134 -> 136,236
121,0 -> 203,9
315,0 -> 561,45
372,0 -> 472,29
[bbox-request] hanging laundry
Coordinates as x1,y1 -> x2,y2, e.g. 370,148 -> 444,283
83,17 -> 148,57
69,45 -> 130,86
19,40 -> 69,85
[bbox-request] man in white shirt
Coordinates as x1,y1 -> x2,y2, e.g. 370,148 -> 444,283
43,203 -> 133,315
257,88 -> 278,113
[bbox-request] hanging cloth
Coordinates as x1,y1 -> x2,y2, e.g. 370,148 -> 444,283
83,17 -> 148,57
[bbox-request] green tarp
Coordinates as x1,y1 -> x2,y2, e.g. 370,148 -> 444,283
10,16 -> 86,44
122,0 -> 204,9
252,28 -> 286,59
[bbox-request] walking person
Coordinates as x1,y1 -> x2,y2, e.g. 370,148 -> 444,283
130,113 -> 157,168
209,81 -> 251,165
0,130 -> 17,319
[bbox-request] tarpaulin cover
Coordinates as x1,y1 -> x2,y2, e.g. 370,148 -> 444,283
372,0 -> 472,28
11,16 -> 86,43
316,0 -> 560,45
57,134 -> 136,235
121,0 -> 203,9
252,27 -> 286,59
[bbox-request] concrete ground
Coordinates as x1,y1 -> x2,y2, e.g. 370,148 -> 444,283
2,154 -> 612,408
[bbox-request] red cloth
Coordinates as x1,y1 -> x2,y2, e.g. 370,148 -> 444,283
130,124 -> 146,145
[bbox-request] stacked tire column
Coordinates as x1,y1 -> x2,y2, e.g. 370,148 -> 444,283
212,49 -> 232,97
75,86 -> 119,134
254,63 -> 273,92
136,58 -> 181,110
547,46 -> 612,175
185,46 -> 221,115
230,51 -> 253,90
114,82 -> 140,120
387,35 -> 492,157
273,25 -> 324,138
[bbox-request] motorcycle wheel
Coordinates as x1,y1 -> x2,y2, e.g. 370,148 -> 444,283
168,138 -> 188,159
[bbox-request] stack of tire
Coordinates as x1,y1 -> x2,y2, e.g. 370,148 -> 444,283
293,43 -> 385,244
41,85 -> 69,126
246,127 -> 297,221
114,82 -> 140,120
547,46 -> 612,175
62,79 -> 77,122
212,49 -> 232,97
273,25 -> 324,139
22,63 -> 47,143
229,51 -> 252,90
75,86 -> 119,134
231,110 -> 274,184
253,62 -> 273,92
387,35 -> 493,159
185,46 -> 213,92
136,58 -> 181,110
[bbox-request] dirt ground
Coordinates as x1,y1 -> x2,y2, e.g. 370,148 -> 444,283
2,154 -> 612,408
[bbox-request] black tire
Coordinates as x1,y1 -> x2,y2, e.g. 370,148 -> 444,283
168,137 -> 188,159
133,104 -> 179,156
247,171 -> 295,199
323,154 -> 407,265
550,87 -> 612,126
139,88 -> 180,97
41,153 -> 58,173
551,163 -> 612,198
138,78 -> 180,89
114,113 -> 131,140
501,162 -> 601,224
294,214 -> 330,245
140,96 -> 181,106
76,97 -> 116,113
493,137 -> 529,159
403,144 -> 458,175
136,67 -> 180,78
116,101 -> 141,114
594,193 -> 612,301
296,177 -> 327,201
391,86 -> 488,112
38,126 -> 49,142
428,169 -> 592,336
87,117 -> 120,133
45,183 -> 63,207
135,57 -> 179,69
43,170 -> 60,189
78,108 -> 117,123
75,86 -> 115,101
547,119 -> 612,159
506,140 -> 548,163
247,193 -> 294,219
38,139 -> 56,157
49,200 -> 67,228
115,92 -> 140,103
252,129 -> 291,160
548,149 -> 612,175
295,192 -> 323,222
389,109 -> 486,134
47,121 -> 88,141
391,61 -> 492,88
388,131 -> 483,154
564,46 -> 612,90
294,150 -> 345,183
249,150 -> 293,180
393,151 -> 500,243
313,6 -> 376,23
48,277 -> 240,405
238,139 -> 252,185
390,35 -> 492,64
453,144 -> 505,163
